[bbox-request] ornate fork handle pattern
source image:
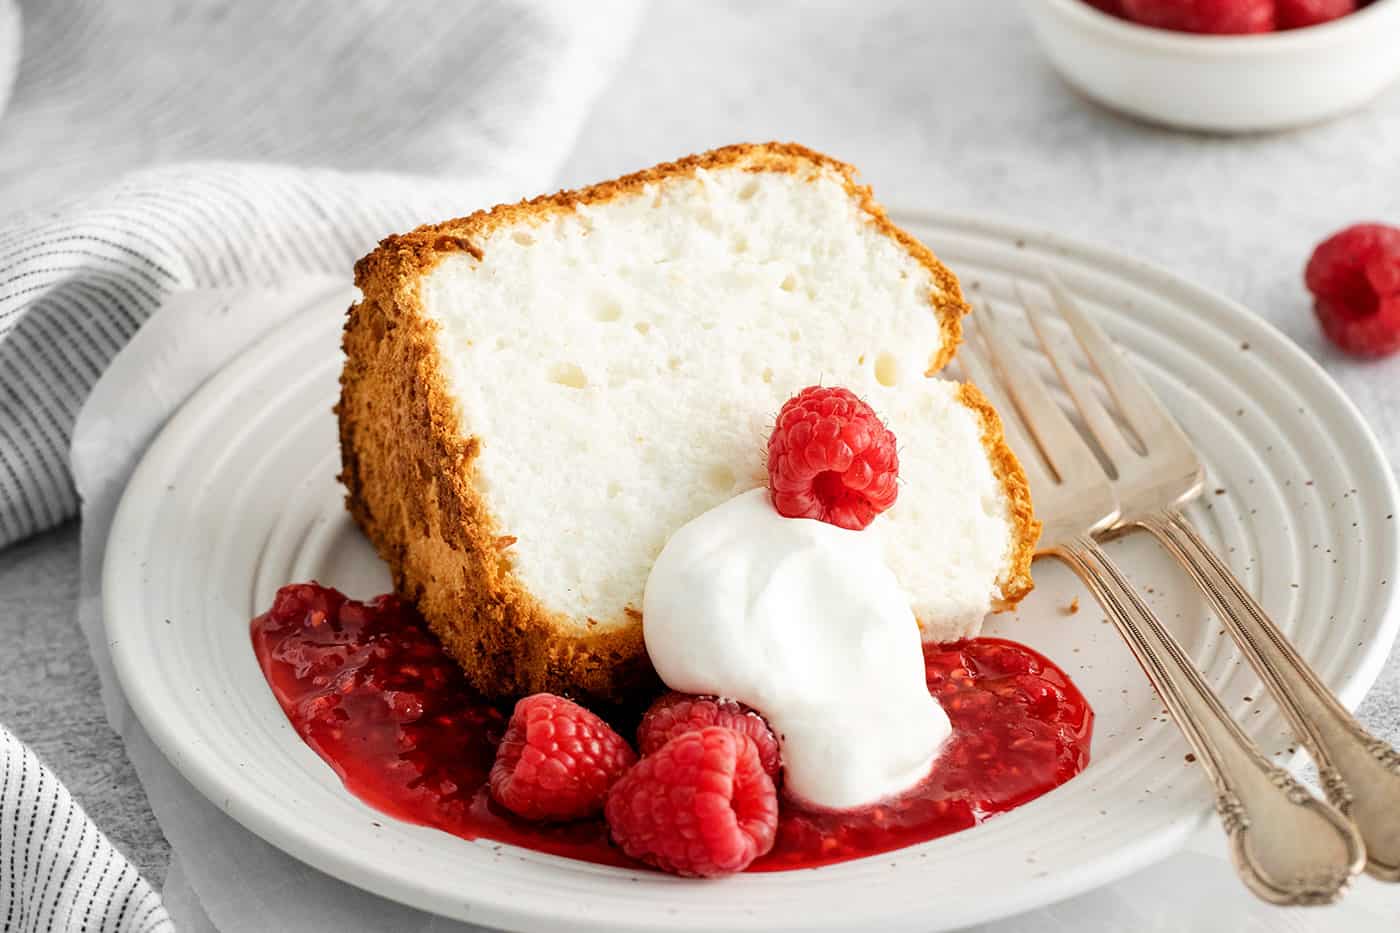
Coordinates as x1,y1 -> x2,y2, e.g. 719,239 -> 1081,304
1055,533 -> 1365,906
1138,507 -> 1400,881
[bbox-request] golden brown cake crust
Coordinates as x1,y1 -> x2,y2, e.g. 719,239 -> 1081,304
339,142 -> 994,702
956,382 -> 1041,606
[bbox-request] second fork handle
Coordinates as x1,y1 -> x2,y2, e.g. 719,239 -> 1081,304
1138,507 -> 1400,881
1055,533 -> 1363,905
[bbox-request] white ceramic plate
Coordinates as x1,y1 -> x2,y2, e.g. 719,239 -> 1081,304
104,212 -> 1400,932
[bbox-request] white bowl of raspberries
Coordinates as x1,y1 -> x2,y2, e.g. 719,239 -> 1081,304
1024,0 -> 1400,132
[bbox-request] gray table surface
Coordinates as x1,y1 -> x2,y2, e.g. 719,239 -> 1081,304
0,523 -> 169,886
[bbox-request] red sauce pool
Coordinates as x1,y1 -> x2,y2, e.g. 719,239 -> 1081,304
252,583 -> 1093,871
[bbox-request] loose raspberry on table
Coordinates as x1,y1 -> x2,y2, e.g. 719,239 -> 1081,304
637,692 -> 782,780
1305,223 -> 1400,359
1120,0 -> 1275,33
767,385 -> 899,530
488,693 -> 637,821
1275,0 -> 1356,29
606,727 -> 778,877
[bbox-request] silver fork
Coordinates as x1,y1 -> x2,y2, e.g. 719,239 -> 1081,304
959,311 -> 1364,906
1018,270 -> 1400,882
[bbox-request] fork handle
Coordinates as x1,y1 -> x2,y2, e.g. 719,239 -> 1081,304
1137,507 -> 1400,881
1055,533 -> 1364,905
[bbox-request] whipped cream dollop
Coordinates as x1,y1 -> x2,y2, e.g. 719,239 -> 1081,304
642,488 -> 950,810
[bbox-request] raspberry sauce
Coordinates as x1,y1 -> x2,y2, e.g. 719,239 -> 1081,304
252,583 -> 1093,872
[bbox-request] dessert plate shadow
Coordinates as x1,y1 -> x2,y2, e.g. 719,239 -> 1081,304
104,212 -> 1400,932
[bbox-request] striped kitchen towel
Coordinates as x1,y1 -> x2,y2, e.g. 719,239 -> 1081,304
1,725 -> 169,933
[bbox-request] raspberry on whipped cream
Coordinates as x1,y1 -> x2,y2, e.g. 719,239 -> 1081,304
642,488 -> 950,810
767,385 -> 900,531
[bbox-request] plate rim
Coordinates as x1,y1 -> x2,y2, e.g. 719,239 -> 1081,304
103,208 -> 1400,931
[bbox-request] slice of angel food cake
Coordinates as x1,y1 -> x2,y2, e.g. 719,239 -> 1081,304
338,142 -> 1039,707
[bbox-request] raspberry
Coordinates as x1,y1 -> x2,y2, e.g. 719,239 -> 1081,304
1276,0 -> 1355,28
605,727 -> 778,877
637,692 -> 781,780
1305,224 -> 1400,359
1121,0 -> 1275,33
767,385 -> 899,530
1082,0 -> 1125,15
488,693 -> 637,821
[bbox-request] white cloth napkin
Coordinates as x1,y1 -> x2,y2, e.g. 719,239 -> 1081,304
0,0 -> 641,928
